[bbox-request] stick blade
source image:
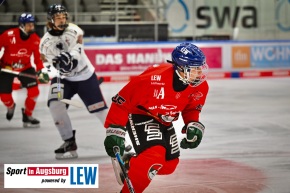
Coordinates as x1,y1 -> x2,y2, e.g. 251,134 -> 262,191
60,99 -> 83,108
111,157 -> 124,185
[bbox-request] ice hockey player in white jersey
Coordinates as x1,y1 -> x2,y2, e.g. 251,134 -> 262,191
40,4 -> 108,159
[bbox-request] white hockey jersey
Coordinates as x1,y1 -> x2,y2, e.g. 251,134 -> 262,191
40,23 -> 95,81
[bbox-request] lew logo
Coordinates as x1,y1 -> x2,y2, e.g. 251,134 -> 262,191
70,166 -> 98,185
151,75 -> 161,81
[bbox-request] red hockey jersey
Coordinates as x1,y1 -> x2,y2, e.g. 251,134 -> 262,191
105,64 -> 209,128
0,28 -> 43,72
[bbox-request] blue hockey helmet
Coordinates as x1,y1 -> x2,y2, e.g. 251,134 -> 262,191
169,43 -> 208,86
18,13 -> 35,35
18,13 -> 35,25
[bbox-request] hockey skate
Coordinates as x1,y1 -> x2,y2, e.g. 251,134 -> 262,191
22,108 -> 40,128
111,145 -> 136,185
55,130 -> 78,160
6,103 -> 16,121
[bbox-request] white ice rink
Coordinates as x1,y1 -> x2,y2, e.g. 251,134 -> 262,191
1,77 -> 290,193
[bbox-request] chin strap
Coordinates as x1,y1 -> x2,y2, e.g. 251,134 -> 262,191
19,26 -> 35,36
175,69 -> 188,84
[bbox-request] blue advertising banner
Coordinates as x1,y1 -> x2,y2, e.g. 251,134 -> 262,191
251,45 -> 290,68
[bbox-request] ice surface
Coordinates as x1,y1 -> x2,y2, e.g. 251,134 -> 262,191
1,78 -> 290,193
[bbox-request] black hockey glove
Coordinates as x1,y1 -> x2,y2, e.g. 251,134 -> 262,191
52,52 -> 78,74
180,121 -> 205,149
104,125 -> 126,157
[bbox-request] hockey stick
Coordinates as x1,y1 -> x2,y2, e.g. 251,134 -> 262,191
0,68 -> 37,79
113,146 -> 136,193
98,76 -> 104,85
55,63 -> 84,108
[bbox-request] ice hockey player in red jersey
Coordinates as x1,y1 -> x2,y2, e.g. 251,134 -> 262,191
0,13 -> 49,128
104,42 -> 209,193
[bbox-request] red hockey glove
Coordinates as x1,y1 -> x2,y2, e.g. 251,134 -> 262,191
180,121 -> 205,149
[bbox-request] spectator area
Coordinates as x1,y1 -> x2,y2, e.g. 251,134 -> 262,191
0,0 -> 140,23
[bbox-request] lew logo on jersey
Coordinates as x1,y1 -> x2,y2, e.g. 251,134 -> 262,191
151,75 -> 161,81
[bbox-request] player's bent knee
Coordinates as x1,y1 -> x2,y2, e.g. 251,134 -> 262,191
0,93 -> 13,102
27,86 -> 39,98
158,158 -> 179,175
142,145 -> 167,160
123,146 -> 167,193
49,101 -> 67,113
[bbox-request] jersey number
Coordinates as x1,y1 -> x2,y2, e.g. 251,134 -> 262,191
112,94 -> 125,105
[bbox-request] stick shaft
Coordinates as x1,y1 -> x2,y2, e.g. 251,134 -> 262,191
1,68 -> 37,79
113,146 -> 136,193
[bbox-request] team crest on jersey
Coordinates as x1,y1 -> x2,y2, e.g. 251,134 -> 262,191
148,164 -> 162,180
55,40 -> 69,52
189,91 -> 203,101
56,42 -> 64,50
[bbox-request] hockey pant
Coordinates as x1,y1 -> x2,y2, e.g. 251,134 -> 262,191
122,114 -> 180,193
121,145 -> 179,193
0,86 -> 39,116
0,67 -> 39,116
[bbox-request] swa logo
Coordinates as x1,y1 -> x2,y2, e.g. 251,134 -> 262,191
276,0 -> 290,31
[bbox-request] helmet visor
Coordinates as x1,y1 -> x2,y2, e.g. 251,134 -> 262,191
183,63 -> 208,86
